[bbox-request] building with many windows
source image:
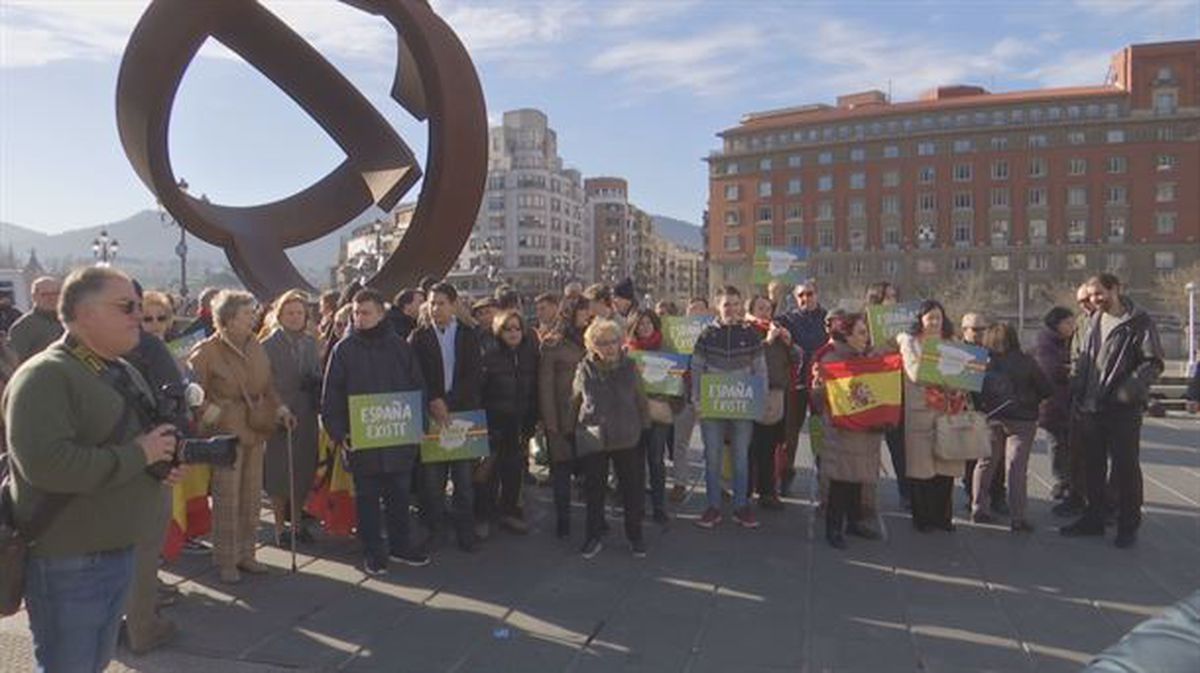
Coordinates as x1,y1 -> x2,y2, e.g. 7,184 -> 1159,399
332,202 -> 416,289
705,40 -> 1199,309
450,109 -> 591,297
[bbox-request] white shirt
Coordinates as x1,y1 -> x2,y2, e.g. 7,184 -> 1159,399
435,317 -> 458,394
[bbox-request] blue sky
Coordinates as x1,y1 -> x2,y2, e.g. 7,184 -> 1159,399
1,0 -> 1196,234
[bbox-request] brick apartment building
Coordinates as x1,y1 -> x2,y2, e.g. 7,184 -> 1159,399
704,40 -> 1199,311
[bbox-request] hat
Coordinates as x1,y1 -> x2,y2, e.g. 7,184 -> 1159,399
613,277 -> 636,302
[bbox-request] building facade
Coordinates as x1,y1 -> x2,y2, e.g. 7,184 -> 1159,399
450,109 -> 591,298
705,40 -> 1200,309
332,203 -> 416,289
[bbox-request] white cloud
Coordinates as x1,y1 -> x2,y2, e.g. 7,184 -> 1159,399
590,26 -> 763,97
599,0 -> 699,28
1025,49 -> 1115,87
1073,0 -> 1197,17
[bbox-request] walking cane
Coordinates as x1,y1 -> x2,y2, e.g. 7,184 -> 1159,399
286,424 -> 298,573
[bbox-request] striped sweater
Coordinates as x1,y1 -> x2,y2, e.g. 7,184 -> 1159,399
689,322 -> 767,403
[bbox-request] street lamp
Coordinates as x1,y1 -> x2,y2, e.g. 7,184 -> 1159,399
159,177 -> 191,299
92,229 -> 119,266
1186,281 -> 1197,371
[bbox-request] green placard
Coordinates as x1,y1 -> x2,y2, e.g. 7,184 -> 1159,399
420,410 -> 490,463
348,391 -> 424,450
915,339 -> 989,393
629,351 -> 689,397
866,302 -> 920,347
662,316 -> 709,355
752,246 -> 809,286
699,373 -> 766,420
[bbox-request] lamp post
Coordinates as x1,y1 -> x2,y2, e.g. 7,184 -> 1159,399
1186,281 -> 1197,371
92,229 -> 119,266
159,177 -> 191,299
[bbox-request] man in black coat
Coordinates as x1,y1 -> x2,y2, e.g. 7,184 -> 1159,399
386,287 -> 424,342
1061,273 -> 1164,549
775,280 -> 827,495
321,288 -> 430,574
409,282 -> 484,552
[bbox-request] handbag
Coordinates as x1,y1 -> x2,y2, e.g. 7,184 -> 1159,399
760,389 -> 785,425
933,411 -> 991,461
574,424 -> 605,458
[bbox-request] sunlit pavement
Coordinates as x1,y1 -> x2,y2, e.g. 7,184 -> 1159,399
2,415 -> 1197,672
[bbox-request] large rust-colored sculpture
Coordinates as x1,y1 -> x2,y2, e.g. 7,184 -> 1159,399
116,0 -> 487,299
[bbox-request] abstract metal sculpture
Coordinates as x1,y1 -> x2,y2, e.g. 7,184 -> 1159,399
116,0 -> 487,299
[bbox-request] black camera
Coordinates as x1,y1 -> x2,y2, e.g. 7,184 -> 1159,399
144,383 -> 239,480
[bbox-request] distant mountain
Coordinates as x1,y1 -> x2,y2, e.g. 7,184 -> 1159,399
650,215 -> 703,251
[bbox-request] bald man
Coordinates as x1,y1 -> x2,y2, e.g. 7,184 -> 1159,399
9,276 -> 64,361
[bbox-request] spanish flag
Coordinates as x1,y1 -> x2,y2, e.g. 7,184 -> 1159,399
305,430 -> 356,537
163,465 -> 212,562
818,353 -> 903,432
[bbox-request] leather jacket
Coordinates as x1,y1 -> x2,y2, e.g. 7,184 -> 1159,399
1071,297 -> 1163,413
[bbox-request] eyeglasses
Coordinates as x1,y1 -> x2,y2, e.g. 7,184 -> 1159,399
109,299 -> 142,315
143,314 -> 170,323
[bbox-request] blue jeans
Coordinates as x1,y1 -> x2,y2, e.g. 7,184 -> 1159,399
23,547 -> 135,673
642,423 -> 670,513
353,452 -> 417,564
700,419 -> 754,509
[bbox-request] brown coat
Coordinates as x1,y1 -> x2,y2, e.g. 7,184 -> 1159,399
897,333 -> 966,480
538,335 -> 585,462
815,342 -> 884,484
189,334 -> 283,449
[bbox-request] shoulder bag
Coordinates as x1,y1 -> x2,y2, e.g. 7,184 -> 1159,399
933,410 -> 991,461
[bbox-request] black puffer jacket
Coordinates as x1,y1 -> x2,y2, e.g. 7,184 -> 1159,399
978,350 -> 1052,422
1032,327 -> 1071,430
1071,297 -> 1164,412
481,337 -> 539,436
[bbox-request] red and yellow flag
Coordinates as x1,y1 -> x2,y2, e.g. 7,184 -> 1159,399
305,430 -> 357,537
163,465 -> 212,562
818,353 -> 903,432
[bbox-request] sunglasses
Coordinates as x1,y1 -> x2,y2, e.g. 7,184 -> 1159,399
143,314 -> 170,323
109,299 -> 142,315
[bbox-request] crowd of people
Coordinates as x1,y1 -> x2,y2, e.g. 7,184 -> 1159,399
0,265 -> 1191,672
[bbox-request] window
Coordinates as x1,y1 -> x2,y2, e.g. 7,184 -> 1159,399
1029,219 -> 1047,243
991,219 -> 1010,244
919,166 -> 935,183
883,258 -> 901,275
917,258 -> 937,274
953,221 -> 973,244
817,200 -> 834,220
1107,156 -> 1127,174
953,191 -> 974,210
1108,216 -> 1126,241
992,160 -> 1009,180
919,193 -> 936,212
787,232 -> 803,248
724,184 -> 740,201
1029,158 -> 1046,178
787,154 -> 803,168
726,162 -> 740,175
1106,252 -> 1126,271
1028,134 -> 1047,148
1068,131 -> 1085,145
848,198 -> 866,218
1106,129 -> 1124,143
991,255 -> 1010,271
883,145 -> 900,158
1067,187 -> 1087,207
816,259 -> 834,276
1154,251 -> 1175,270
786,204 -> 803,221
953,163 -> 973,182
818,151 -> 833,165
1157,126 -> 1175,141
1102,185 -> 1125,204
1155,212 -> 1177,234
882,170 -> 900,188
487,174 -> 506,190
759,157 -> 773,171
756,229 -> 773,246
849,172 -> 866,189
1157,154 -> 1177,171
818,227 -> 835,250
1028,254 -> 1048,271
724,210 -> 741,226
724,234 -> 742,251
818,175 -> 833,191
917,141 -> 936,156
953,138 -> 974,153
883,227 -> 901,248
1156,183 -> 1176,202
1068,218 -> 1087,243
990,188 -> 1010,208
1067,253 -> 1087,270
1068,158 -> 1087,175
787,178 -> 802,195
882,194 -> 901,215
917,223 -> 936,246
849,229 -> 866,251
1028,187 -> 1047,206
1154,92 -> 1177,115
487,196 -> 506,211
990,136 -> 1008,151
850,147 -> 865,162
953,256 -> 972,272
757,206 -> 773,223
758,181 -> 772,198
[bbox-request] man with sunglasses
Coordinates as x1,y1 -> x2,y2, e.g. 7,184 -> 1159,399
777,281 -> 827,496
5,266 -> 182,672
8,276 -> 63,362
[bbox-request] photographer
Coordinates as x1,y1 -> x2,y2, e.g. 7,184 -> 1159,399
3,266 -> 182,673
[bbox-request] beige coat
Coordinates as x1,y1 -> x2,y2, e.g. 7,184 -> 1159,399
189,334 -> 283,448
538,335 -> 586,462
897,333 -> 965,479
815,342 -> 884,484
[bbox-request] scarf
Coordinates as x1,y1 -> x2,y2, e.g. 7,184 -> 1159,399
626,330 -> 662,352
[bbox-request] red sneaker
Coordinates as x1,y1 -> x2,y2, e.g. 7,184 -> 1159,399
733,506 -> 760,529
695,507 -> 723,529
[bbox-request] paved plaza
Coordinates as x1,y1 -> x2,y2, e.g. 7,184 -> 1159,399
2,416 -> 1197,673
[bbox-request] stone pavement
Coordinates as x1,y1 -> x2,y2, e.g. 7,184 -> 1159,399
2,416 -> 1197,673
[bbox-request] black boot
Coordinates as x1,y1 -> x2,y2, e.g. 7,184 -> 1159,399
845,483 -> 881,540
826,481 -> 847,549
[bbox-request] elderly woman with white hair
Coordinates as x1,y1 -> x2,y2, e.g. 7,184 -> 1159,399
189,290 -> 295,583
